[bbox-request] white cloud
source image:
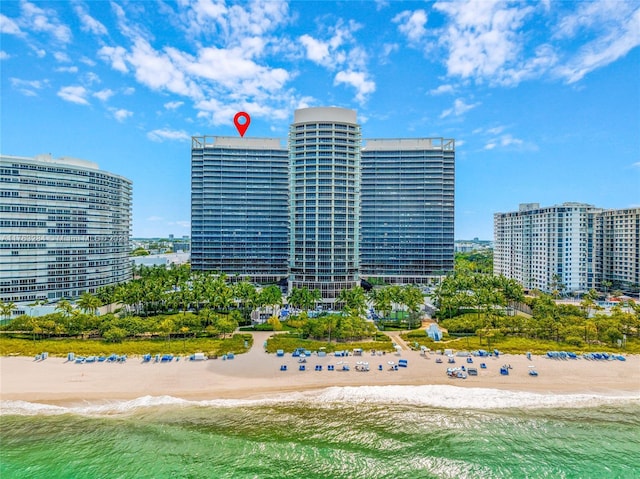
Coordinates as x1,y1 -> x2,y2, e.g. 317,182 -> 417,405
433,0 -> 534,85
484,134 -> 526,150
74,4 -> 107,36
631,162 -> 640,169
111,108 -> 133,122
98,45 -> 129,73
10,77 -> 45,96
556,6 -> 640,83
124,39 -> 202,98
334,70 -> 376,103
173,220 -> 190,229
53,51 -> 70,63
487,126 -> 506,135
164,101 -> 184,110
174,45 -> 288,95
84,72 -> 100,85
429,84 -> 455,95
57,85 -> 90,105
440,98 -> 479,118
0,14 -> 22,35
300,34 -> 330,65
147,216 -> 164,221
55,66 -> 78,73
147,128 -> 190,142
94,89 -> 115,101
393,10 -> 428,43
183,0 -> 289,40
20,1 -> 72,43
80,57 -> 96,67
98,2 -> 307,126
428,0 -> 640,86
298,20 -> 364,69
0,51 -> 10,60
381,43 -> 399,59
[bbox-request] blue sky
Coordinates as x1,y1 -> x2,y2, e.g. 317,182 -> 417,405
1,0 -> 639,240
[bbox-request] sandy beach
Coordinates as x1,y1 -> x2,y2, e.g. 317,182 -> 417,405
1,332 -> 639,406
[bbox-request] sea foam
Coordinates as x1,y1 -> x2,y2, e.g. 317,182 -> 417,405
2,386 -> 638,416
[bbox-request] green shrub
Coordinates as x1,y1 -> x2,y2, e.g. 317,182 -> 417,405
565,336 -> 584,347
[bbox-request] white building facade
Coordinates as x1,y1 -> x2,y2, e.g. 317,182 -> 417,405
598,208 -> 640,291
494,203 -> 600,293
495,202 -> 639,294
288,107 -> 362,301
0,154 -> 132,304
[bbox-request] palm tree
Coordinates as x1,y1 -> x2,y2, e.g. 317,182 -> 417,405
367,288 -> 390,319
259,285 -> 282,316
581,289 -> 599,318
1,302 -> 17,321
338,286 -> 367,317
55,299 -> 73,318
76,292 -> 102,315
287,287 -> 321,311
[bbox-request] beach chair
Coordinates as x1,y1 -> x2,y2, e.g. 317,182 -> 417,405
327,364 -> 335,371
280,364 -> 287,371
480,363 -> 487,369
299,364 -> 306,371
378,364 -> 383,371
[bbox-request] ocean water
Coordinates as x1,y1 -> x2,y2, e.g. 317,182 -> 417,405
1,386 -> 639,479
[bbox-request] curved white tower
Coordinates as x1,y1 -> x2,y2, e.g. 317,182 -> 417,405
288,107 -> 361,303
0,154 -> 132,303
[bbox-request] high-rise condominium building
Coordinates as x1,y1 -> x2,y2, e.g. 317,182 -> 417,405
494,202 -> 640,294
190,136 -> 289,282
0,154 -> 132,303
288,107 -> 361,300
598,207 -> 639,291
191,107 -> 456,301
360,138 -> 455,283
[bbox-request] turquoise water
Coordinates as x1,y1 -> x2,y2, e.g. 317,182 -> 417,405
1,388 -> 639,479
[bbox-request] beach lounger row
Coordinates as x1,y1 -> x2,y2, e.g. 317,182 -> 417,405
546,351 -> 578,359
68,353 -> 127,364
281,363 -> 394,372
582,352 -> 626,361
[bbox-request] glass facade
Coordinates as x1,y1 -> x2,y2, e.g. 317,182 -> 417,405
360,139 -> 455,282
191,136 -> 289,282
0,154 -> 132,303
288,107 -> 362,300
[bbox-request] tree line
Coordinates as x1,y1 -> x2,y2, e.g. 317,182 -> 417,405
433,270 -> 639,347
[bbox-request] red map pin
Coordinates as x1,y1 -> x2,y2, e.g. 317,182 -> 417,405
234,112 -> 251,137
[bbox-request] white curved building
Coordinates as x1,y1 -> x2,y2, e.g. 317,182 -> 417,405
0,154 -> 132,303
288,107 -> 361,301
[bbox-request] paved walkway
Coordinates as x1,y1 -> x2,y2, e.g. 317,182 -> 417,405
382,331 -> 411,351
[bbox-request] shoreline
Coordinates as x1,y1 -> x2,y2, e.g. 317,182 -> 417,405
2,334 -> 639,407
